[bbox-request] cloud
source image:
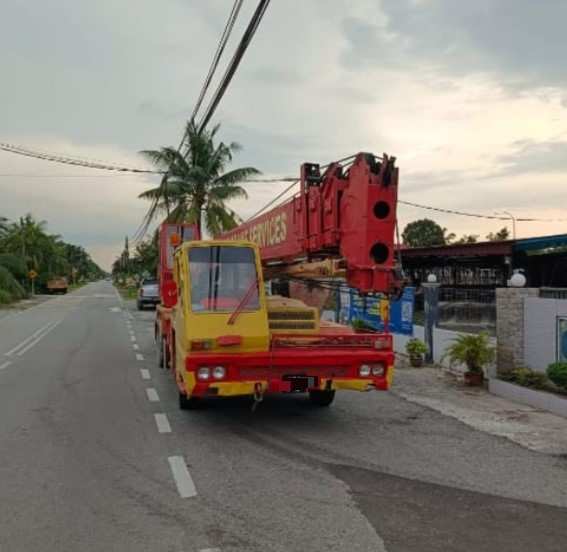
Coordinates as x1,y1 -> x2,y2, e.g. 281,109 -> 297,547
342,0 -> 567,93
245,67 -> 305,84
492,140 -> 567,177
136,99 -> 188,122
2,0 -> 567,269
0,134 -> 158,270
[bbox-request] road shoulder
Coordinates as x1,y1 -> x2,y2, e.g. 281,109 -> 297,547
392,361 -> 567,455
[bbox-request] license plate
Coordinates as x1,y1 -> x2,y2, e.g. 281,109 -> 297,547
280,375 -> 320,392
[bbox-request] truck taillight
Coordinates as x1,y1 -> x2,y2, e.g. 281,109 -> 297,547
191,340 -> 213,351
212,366 -> 226,380
374,337 -> 391,350
359,364 -> 386,377
359,364 -> 371,377
196,365 -> 226,381
372,364 -> 386,377
197,367 -> 211,380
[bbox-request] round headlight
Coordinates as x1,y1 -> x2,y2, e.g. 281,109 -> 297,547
212,366 -> 226,380
197,367 -> 211,381
359,364 -> 371,377
372,364 -> 385,377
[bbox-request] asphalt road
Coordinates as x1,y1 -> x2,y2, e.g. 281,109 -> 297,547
1,281 -> 566,552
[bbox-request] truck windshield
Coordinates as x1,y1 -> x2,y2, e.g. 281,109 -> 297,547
188,246 -> 260,313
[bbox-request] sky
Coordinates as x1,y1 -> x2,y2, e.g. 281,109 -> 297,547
2,0 -> 567,270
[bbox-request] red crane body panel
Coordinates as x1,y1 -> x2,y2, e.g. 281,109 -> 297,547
157,223 -> 200,305
220,153 -> 402,295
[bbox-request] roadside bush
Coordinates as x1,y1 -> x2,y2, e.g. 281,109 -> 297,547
504,366 -> 547,389
0,289 -> 12,305
546,362 -> 567,390
0,264 -> 26,303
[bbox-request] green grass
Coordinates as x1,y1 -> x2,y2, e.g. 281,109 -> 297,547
115,285 -> 137,300
68,281 -> 88,292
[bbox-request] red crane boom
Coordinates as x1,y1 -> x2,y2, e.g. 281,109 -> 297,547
220,152 -> 404,296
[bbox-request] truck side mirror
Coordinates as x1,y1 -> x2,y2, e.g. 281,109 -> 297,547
162,280 -> 178,308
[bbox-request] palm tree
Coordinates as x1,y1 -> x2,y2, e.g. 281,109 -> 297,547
132,238 -> 158,276
0,216 -> 11,238
138,120 -> 261,236
0,253 -> 26,303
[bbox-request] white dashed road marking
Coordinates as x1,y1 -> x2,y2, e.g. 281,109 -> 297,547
140,369 -> 150,380
0,361 -> 12,370
136,353 -> 144,361
146,388 -> 160,402
168,456 -> 197,498
154,413 -> 172,433
133,344 -> 140,350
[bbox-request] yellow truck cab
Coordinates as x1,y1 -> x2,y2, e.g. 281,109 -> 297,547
163,239 -> 394,410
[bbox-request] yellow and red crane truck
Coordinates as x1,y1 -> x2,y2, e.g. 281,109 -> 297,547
155,223 -> 200,369
155,152 -> 404,409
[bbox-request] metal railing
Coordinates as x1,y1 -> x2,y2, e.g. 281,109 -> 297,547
540,287 -> 567,299
413,286 -> 496,332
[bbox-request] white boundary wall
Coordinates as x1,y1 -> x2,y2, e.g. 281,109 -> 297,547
393,325 -> 497,377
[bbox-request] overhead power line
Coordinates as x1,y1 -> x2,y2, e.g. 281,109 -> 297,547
0,143 -> 158,174
0,173 -> 140,178
246,180 -> 299,221
246,160 -> 567,224
190,0 -> 245,125
134,0 -> 251,241
398,200 -> 567,222
245,154 -> 359,220
0,173 -> 296,181
198,0 -> 273,133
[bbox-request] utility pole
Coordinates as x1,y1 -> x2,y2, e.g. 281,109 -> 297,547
20,217 -> 27,292
20,217 -> 26,263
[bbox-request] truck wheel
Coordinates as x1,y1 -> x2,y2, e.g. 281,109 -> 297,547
308,389 -> 336,407
179,391 -> 199,410
156,334 -> 164,368
162,339 -> 169,370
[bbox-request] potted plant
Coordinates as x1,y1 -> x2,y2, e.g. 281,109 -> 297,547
441,330 -> 495,386
405,338 -> 428,367
351,318 -> 375,334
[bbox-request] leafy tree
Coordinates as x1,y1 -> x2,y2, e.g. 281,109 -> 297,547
402,218 -> 452,247
0,253 -> 26,304
139,120 -> 260,236
455,234 -> 479,244
486,227 -> 510,241
132,237 -> 158,277
0,216 -> 10,238
0,214 -> 103,302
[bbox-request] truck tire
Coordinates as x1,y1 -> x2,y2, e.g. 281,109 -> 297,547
156,333 -> 164,368
308,389 -> 336,407
162,339 -> 170,370
179,391 -> 200,410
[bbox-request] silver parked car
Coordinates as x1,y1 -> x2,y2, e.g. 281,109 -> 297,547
137,277 -> 159,310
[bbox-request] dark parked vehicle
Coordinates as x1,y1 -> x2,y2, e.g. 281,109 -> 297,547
137,278 -> 159,310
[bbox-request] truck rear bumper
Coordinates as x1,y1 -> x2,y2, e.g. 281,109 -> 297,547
196,378 -> 385,397
183,349 -> 395,398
